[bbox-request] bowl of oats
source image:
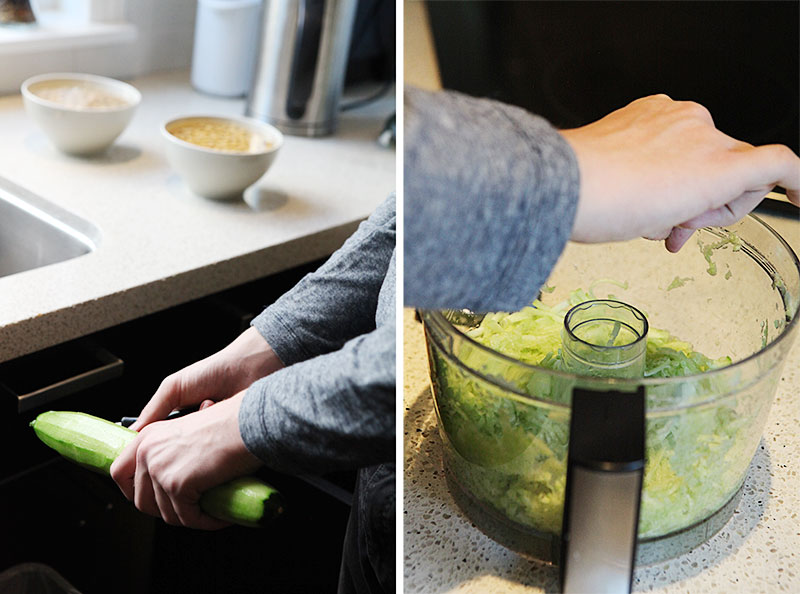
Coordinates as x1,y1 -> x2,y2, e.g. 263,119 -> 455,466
162,115 -> 283,200
21,73 -> 141,155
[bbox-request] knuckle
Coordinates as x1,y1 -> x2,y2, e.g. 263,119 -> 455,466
680,100 -> 712,121
157,374 -> 181,399
632,94 -> 671,108
767,143 -> 795,163
162,477 -> 182,495
161,372 -> 178,389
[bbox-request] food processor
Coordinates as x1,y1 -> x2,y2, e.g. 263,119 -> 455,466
421,215 -> 799,591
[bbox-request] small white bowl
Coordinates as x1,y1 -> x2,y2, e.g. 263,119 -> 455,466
161,115 -> 283,200
21,73 -> 141,156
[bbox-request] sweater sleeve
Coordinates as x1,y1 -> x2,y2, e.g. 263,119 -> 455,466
251,194 -> 396,366
238,320 -> 395,475
403,87 -> 581,313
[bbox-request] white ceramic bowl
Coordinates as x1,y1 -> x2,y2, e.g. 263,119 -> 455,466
161,115 -> 283,200
21,73 -> 141,156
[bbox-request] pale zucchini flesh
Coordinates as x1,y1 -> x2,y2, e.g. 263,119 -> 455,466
31,411 -> 136,474
200,476 -> 285,528
31,410 -> 284,528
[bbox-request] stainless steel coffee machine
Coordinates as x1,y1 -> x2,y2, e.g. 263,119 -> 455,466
246,0 -> 358,137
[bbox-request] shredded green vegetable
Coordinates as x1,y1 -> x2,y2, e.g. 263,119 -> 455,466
698,233 -> 742,276
432,285 -> 762,540
666,276 -> 693,291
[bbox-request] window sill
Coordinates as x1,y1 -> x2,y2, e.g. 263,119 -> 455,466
0,20 -> 136,55
0,18 -> 138,94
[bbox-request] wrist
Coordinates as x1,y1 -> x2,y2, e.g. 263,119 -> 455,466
222,327 -> 285,388
559,128 -> 591,240
222,391 -> 263,471
559,127 -> 625,244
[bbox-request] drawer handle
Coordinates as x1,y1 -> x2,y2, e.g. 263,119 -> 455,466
0,340 -> 124,413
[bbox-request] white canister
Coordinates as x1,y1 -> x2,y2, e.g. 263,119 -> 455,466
191,0 -> 262,97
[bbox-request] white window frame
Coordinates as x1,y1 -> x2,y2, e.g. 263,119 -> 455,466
0,0 -> 137,94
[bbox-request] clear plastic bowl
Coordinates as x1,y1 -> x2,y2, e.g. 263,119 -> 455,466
422,215 -> 799,564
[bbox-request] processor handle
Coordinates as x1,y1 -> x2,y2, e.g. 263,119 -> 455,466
560,386 -> 645,594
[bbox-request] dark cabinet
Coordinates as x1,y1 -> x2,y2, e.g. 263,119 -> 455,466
0,259 -> 355,594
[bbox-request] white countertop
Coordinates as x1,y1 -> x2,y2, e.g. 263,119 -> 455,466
0,70 -> 395,363
404,214 -> 800,593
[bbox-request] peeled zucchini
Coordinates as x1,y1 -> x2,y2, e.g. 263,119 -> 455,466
31,410 -> 284,528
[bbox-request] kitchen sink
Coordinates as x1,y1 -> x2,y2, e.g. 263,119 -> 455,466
0,176 -> 99,279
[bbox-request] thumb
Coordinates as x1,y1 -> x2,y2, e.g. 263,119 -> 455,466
665,227 -> 695,253
131,375 -> 184,431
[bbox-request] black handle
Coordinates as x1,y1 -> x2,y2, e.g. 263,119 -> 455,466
120,406 -> 199,428
560,386 -> 645,594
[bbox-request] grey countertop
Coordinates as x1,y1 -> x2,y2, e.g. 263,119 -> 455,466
0,70 -> 395,363
403,213 -> 800,593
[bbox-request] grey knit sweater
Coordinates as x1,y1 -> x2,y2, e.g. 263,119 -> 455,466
404,87 -> 581,313
239,195 -> 396,474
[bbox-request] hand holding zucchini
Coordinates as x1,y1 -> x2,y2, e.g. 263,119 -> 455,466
31,410 -> 283,528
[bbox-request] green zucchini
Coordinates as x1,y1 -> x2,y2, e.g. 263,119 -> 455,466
31,410 -> 284,528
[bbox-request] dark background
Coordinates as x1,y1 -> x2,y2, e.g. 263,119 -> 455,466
427,1 -> 799,155
0,261 -> 354,594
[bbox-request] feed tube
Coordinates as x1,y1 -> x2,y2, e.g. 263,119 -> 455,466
560,300 -> 648,378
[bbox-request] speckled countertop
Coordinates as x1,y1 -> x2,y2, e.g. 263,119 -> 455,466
0,70 -> 395,363
403,214 -> 800,593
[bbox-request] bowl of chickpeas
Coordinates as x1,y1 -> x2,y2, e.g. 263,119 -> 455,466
162,115 -> 283,200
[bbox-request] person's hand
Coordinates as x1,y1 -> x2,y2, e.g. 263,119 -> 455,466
110,392 -> 262,529
560,94 -> 800,252
131,327 -> 283,431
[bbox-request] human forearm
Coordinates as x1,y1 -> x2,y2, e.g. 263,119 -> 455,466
251,195 -> 396,365
220,326 -> 285,387
403,87 -> 580,313
239,323 -> 395,475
